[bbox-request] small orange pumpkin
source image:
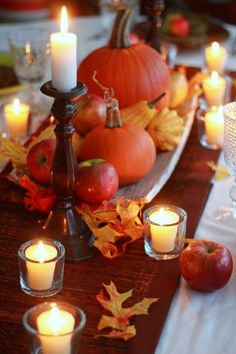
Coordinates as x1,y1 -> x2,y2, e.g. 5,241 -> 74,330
79,98 -> 156,186
77,9 -> 170,110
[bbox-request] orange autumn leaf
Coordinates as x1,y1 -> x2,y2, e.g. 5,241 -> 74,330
96,281 -> 158,340
77,197 -> 144,258
18,175 -> 56,213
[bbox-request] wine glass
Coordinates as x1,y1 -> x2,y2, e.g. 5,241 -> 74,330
8,28 -> 50,121
215,101 -> 236,227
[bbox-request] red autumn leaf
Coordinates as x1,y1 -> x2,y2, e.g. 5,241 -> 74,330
18,175 -> 55,213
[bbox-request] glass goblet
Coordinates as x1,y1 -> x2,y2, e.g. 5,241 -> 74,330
215,101 -> 236,227
8,28 -> 50,120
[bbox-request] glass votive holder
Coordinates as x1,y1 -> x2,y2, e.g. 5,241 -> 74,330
23,302 -> 86,354
3,97 -> 30,139
202,71 -> 226,107
143,204 -> 187,260
18,238 -> 65,297
196,106 -> 224,150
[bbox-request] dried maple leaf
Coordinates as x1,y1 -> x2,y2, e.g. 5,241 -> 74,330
207,161 -> 230,180
18,175 -> 55,213
77,197 -> 144,258
96,281 -> 158,340
0,137 -> 28,175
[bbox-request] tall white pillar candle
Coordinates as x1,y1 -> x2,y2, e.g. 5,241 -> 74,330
37,303 -> 75,354
25,241 -> 57,290
205,41 -> 227,75
50,6 -> 77,92
149,208 -> 179,252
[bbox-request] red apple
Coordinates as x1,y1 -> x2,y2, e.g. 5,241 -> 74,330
179,240 -> 233,292
169,16 -> 190,37
72,93 -> 107,136
75,159 -> 119,204
27,139 -> 56,186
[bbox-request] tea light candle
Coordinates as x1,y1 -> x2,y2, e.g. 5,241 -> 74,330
50,6 -> 77,92
202,71 -> 226,107
4,98 -> 29,138
205,41 -> 227,75
37,303 -> 75,354
25,241 -> 58,290
149,207 -> 179,252
205,105 -> 224,146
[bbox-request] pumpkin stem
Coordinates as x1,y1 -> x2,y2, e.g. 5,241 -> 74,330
110,8 -> 133,48
147,92 -> 166,108
106,99 -> 123,128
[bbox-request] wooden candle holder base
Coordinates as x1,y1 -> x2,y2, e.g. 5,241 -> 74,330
40,81 -> 94,262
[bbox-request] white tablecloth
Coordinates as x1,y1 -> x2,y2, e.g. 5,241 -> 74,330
0,15 -> 236,354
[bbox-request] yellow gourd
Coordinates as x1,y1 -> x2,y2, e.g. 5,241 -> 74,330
147,108 -> 184,151
120,92 -> 166,129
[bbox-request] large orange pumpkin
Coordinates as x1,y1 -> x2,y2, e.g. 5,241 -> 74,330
78,98 -> 156,186
77,9 -> 171,109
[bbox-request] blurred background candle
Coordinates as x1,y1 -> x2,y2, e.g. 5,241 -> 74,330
205,106 -> 224,146
4,98 -> 29,138
205,41 -> 227,75
149,207 -> 179,252
50,6 -> 77,92
25,241 -> 57,290
37,303 -> 75,354
203,71 -> 226,107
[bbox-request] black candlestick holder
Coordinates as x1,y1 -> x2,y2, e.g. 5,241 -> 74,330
40,80 -> 94,262
145,0 -> 165,53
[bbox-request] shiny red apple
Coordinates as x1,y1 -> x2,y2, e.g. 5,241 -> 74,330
27,139 -> 56,186
75,158 -> 119,204
179,240 -> 233,292
169,16 -> 190,37
72,93 -> 107,136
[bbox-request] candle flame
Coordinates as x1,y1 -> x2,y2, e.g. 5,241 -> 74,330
12,98 -> 21,113
37,241 -> 47,263
212,41 -> 219,54
211,71 -> 219,85
48,304 -> 62,333
60,6 -> 68,34
25,42 -> 31,54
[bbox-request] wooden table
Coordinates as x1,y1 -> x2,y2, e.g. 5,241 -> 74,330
0,113 -> 221,353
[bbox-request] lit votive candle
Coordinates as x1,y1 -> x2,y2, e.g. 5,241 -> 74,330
205,41 -> 227,75
23,302 -> 86,354
148,207 -> 179,253
203,71 -> 226,107
4,98 -> 29,138
37,303 -> 75,354
205,105 -> 224,146
144,205 -> 187,260
25,240 -> 58,290
18,238 -> 65,297
50,6 -> 77,92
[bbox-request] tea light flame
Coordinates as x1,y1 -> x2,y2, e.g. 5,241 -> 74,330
211,71 -> 219,85
212,41 -> 219,54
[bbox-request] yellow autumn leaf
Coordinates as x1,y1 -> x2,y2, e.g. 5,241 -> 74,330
207,161 -> 230,180
95,325 -> 136,341
0,137 -> 28,175
96,281 -> 158,340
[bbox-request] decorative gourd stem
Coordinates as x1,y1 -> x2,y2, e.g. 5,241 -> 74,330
110,8 -> 133,48
106,99 -> 122,128
147,91 -> 166,108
